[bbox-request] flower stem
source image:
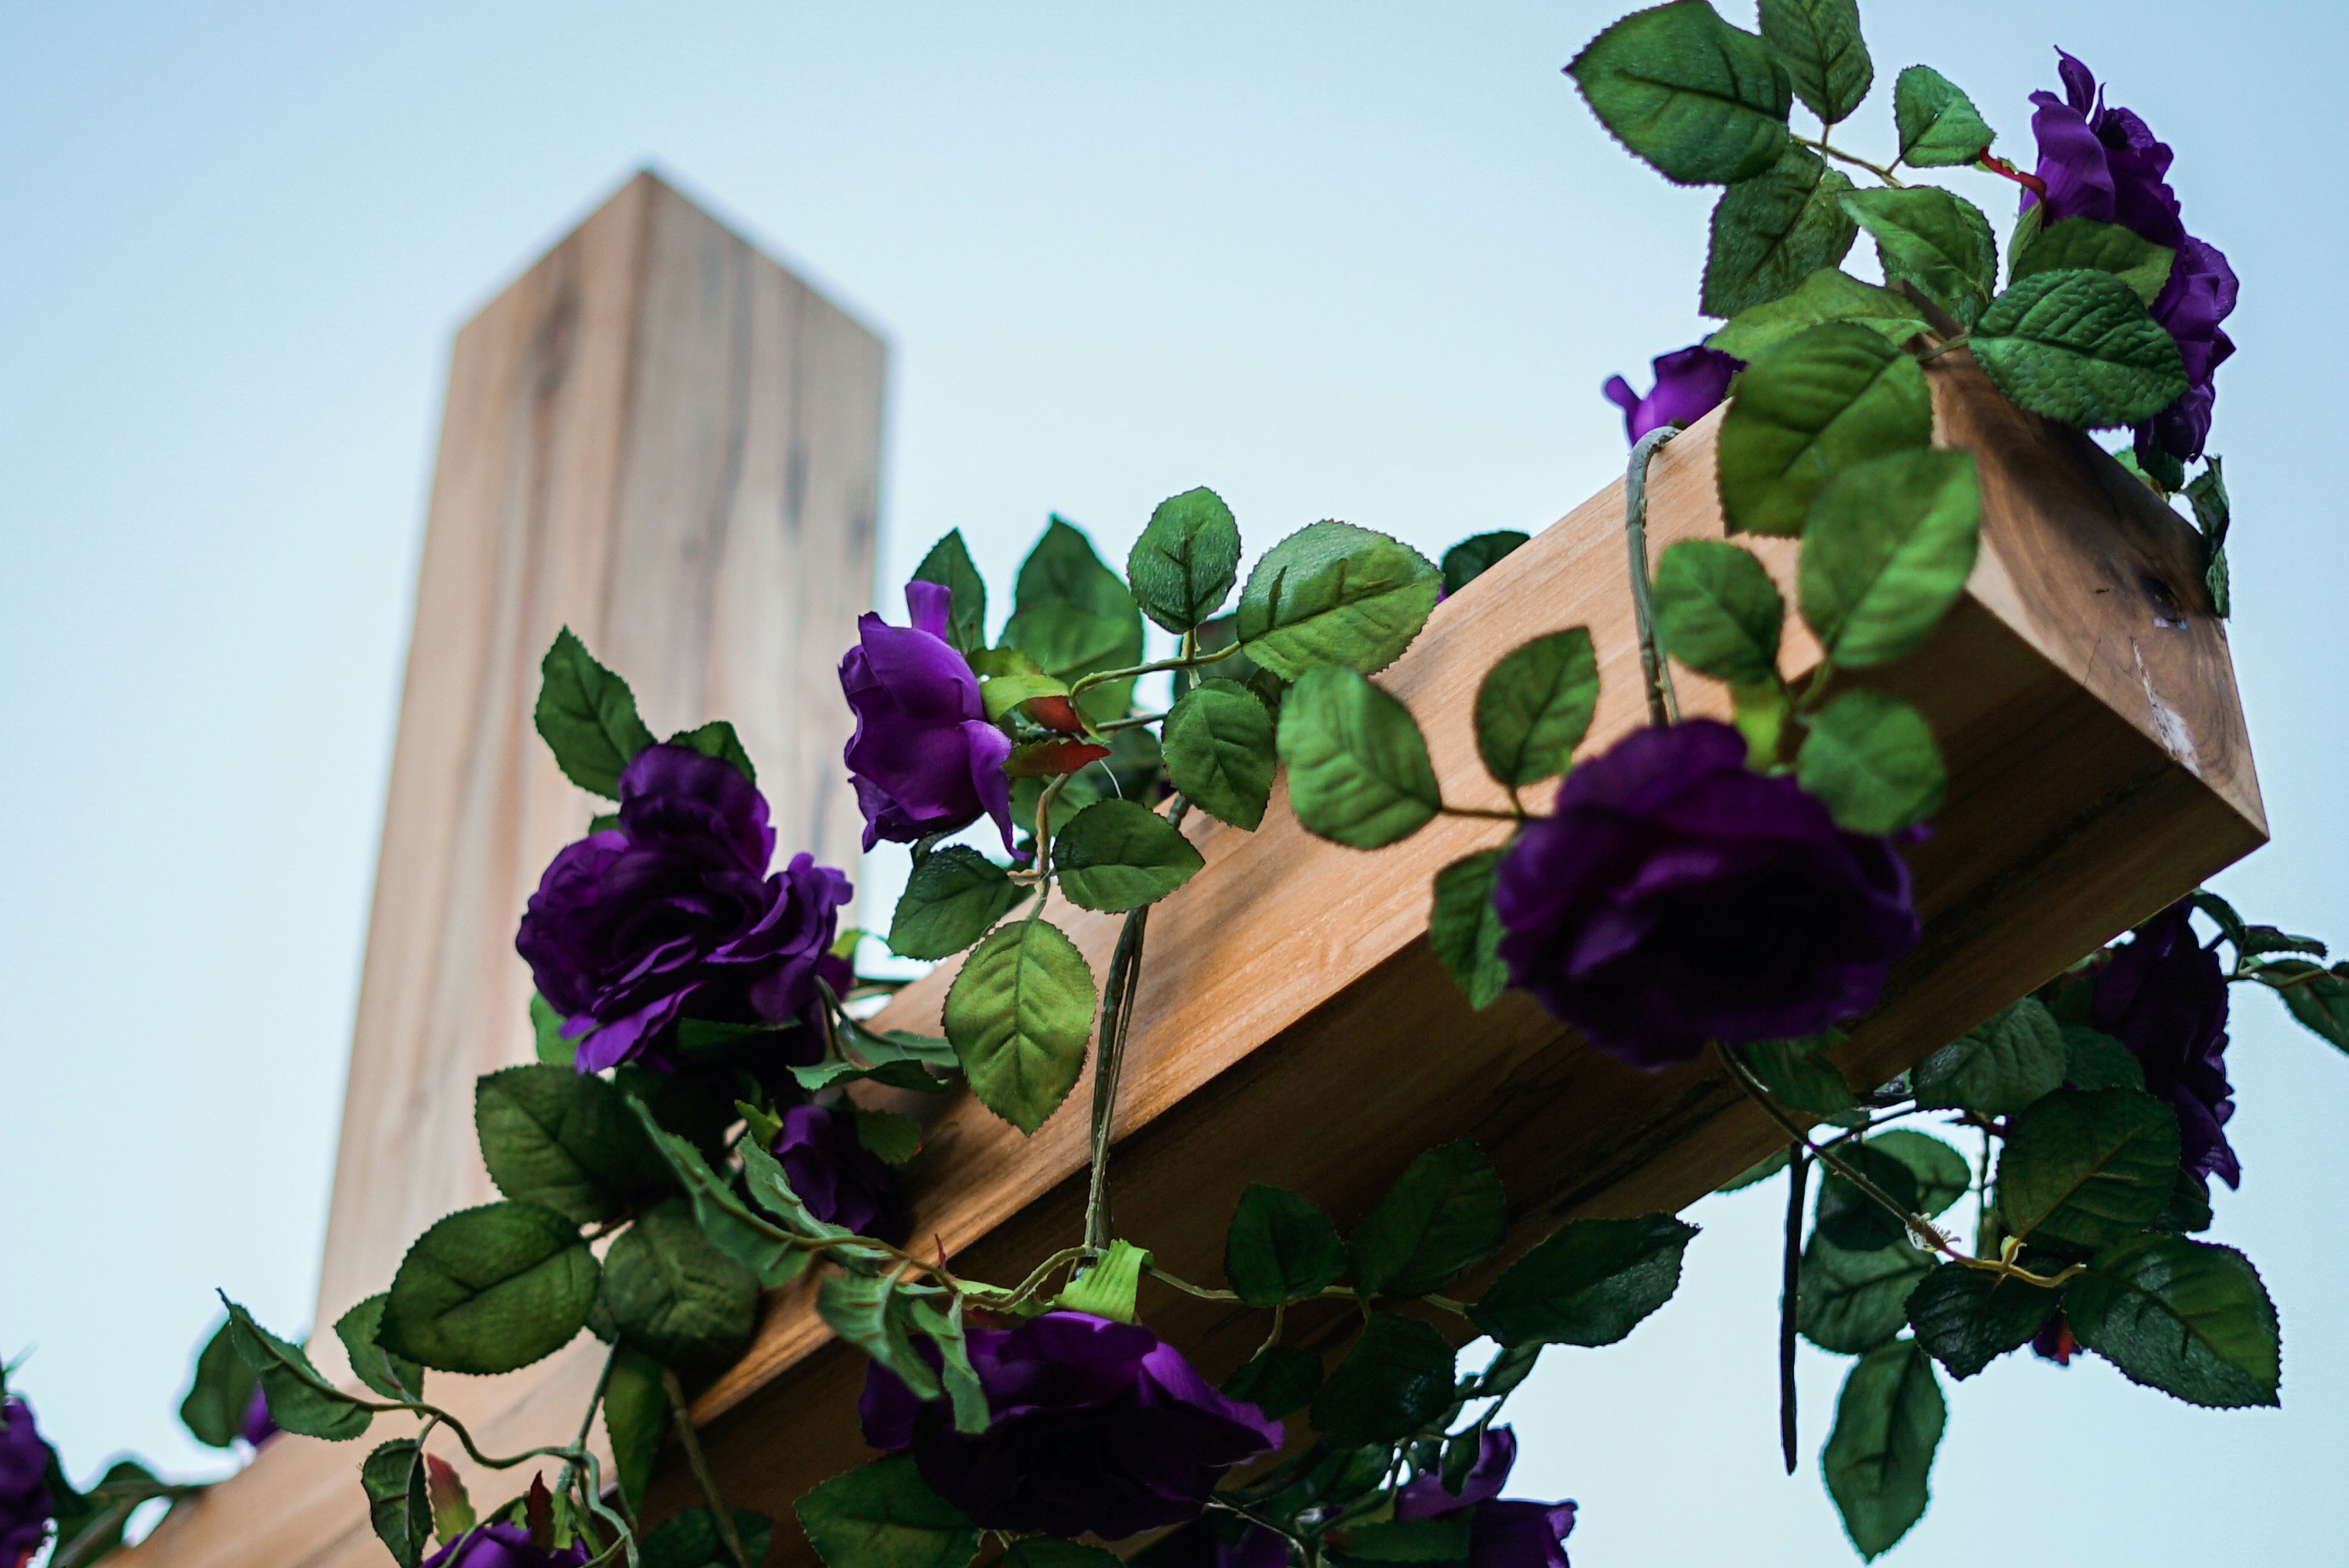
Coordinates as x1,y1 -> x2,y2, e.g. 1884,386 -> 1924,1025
1779,1146 -> 1808,1476
1624,424 -> 1683,728
1795,134 -> 1905,187
662,1368 -> 752,1568
1068,649 -> 1236,699
1085,904 -> 1153,1253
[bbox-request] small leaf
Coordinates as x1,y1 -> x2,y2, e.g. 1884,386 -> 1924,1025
1866,1130 -> 1971,1218
668,720 -> 755,785
1237,522 -> 1439,679
913,529 -> 989,656
1912,996 -> 2068,1115
335,1295 -> 425,1403
906,1297 -> 991,1436
599,1200 -> 760,1375
1701,146 -> 1858,317
1814,1143 -> 1920,1254
1224,1345 -> 1323,1420
2010,216 -> 2175,306
1468,1214 -> 1697,1347
1440,531 -> 1529,596
942,919 -> 1099,1134
2062,1023 -> 2146,1092
1348,1141 -> 1506,1298
179,1317 -> 261,1448
640,1509 -> 777,1568
889,847 -> 1029,961
2064,1235 -> 2279,1408
1706,267 -> 1927,360
1052,1239 -> 1153,1324
857,1110 -> 924,1167
530,993 -> 575,1067
1797,447 -> 1982,668
425,1455 -> 474,1543
1971,268 -> 2189,428
1735,1038 -> 1855,1117
1163,680 -> 1276,831
1226,1184 -> 1349,1308
219,1297 -> 373,1442
1473,629 -> 1599,787
1999,1087 -> 2182,1250
361,1440 -> 434,1568
1798,1235 -> 1933,1355
1892,65 -> 1995,166
1796,688 -> 1945,834
1310,1313 -> 1457,1447
797,1456 -> 979,1568
818,1273 -> 939,1401
1003,518 -> 1144,722
2251,959 -> 2349,1052
1839,186 -> 1999,329
1717,320 -> 1933,538
1907,1263 -> 2059,1379
475,1065 -> 668,1226
1053,799 -> 1205,913
1430,850 -> 1511,1011
534,627 -> 658,798
1757,0 -> 1870,125
1822,1340 -> 1943,1560
1277,666 -> 1442,849
1652,540 -> 1784,684
378,1201 -> 601,1376
1567,0 -> 1793,187
1129,486 -> 1243,634
602,1345 -> 670,1515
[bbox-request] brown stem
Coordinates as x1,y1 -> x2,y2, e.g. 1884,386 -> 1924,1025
662,1369 -> 751,1568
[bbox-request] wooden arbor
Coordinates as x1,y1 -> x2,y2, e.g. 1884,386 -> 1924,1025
120,185 -> 2262,1568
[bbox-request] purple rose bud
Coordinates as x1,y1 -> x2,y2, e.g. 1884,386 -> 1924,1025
2032,1313 -> 2078,1367
2092,899 -> 2240,1187
419,1523 -> 591,1568
1602,345 -> 1743,443
772,1104 -> 910,1245
1393,1430 -> 1576,1568
1492,722 -> 1920,1068
238,1383 -> 278,1448
516,744 -> 853,1073
0,1398 -> 56,1568
841,582 -> 1018,854
859,1310 -> 1282,1539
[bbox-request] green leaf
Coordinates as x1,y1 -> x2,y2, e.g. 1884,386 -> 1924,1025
2011,216 -> 2175,306
1348,1141 -> 1507,1298
1473,629 -> 1599,787
1707,268 -> 1928,360
2065,1235 -> 2279,1407
900,1296 -> 990,1436
1002,1541 -> 1124,1568
640,1509 -> 776,1568
942,919 -> 1098,1134
1129,486 -> 1243,634
378,1201 -> 600,1375
1053,799 -> 1205,912
1971,268 -> 2189,427
668,720 -> 755,785
1051,1238 -> 1153,1325
635,1105 -> 820,1288
913,529 -> 989,656
819,1272 -> 940,1401
1223,1344 -> 1323,1420
2186,456 -> 2232,618
2256,959 -> 2349,1051
1003,518 -> 1145,721
602,1345 -> 670,1515
1797,447 -> 1982,668
1567,0 -> 1793,187
1892,65 -> 1995,166
1796,687 -> 1945,833
1163,679 -> 1276,831
1907,1263 -> 2059,1379
1237,521 -> 1440,679
599,1200 -> 760,1375
1912,995 -> 2068,1115
798,1456 -> 979,1568
1430,849 -> 1511,1011
1278,666 -> 1442,849
1839,186 -> 1999,329
219,1297 -> 374,1442
335,1294 -> 424,1403
426,1453 -> 474,1543
534,627 -> 658,798
889,847 -> 1029,960
1652,539 -> 1784,684
1757,0 -> 1869,124
793,1030 -> 960,1096
1226,1184 -> 1348,1307
1822,1340 -> 1943,1560
1310,1313 -> 1457,1446
362,1439 -> 434,1568
530,993 -> 575,1067
1440,531 -> 1529,596
1815,1143 -> 1920,1254
1701,147 -> 1858,317
1866,1130 -> 1971,1218
1468,1214 -> 1698,1347
2062,1023 -> 2146,1092
1337,1517 -> 1475,1563
180,1316 -> 261,1448
1735,1038 -> 1855,1117
1999,1087 -> 2182,1249
1798,1235 -> 1933,1354
475,1065 -> 667,1226
1717,320 -> 1933,538
856,1110 -> 923,1167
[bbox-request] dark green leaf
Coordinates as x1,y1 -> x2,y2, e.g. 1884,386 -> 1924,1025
1473,629 -> 1599,787
1702,147 -> 1858,317
668,720 -> 755,785
1799,1235 -> 1933,1354
1652,539 -> 1784,683
378,1201 -> 599,1375
180,1316 -> 260,1448
1866,1131 -> 1971,1218
1797,447 -> 1982,667
1796,688 -> 1945,834
2064,1235 -> 2279,1408
2062,1024 -> 2146,1092
1129,486 -> 1242,634
614,1065 -> 737,1164
1311,1313 -> 1457,1447
819,1273 -> 940,1401
857,1110 -> 923,1167
1348,1142 -> 1506,1298
1907,1263 -> 2058,1379
1227,1184 -> 1349,1307
475,1064 -> 668,1226
1912,996 -> 2067,1115
1757,0 -> 1868,124
635,1105 -> 819,1288
1430,850 -> 1511,1011
797,1456 -> 979,1568
1237,521 -> 1439,679
362,1439 -> 434,1568
1277,666 -> 1442,849
2157,1168 -> 2215,1235
1892,65 -> 1994,166
2251,959 -> 2349,1052
2186,456 -> 2231,615
942,919 -> 1097,1134
1337,1518 -> 1474,1564
1471,1341 -> 1544,1399
2011,216 -> 2174,306
1468,1214 -> 1697,1347
220,1297 -> 373,1442
1440,531 -> 1529,596
906,1296 -> 991,1435
1999,1087 -> 2182,1249
1718,320 -> 1933,538
534,627 -> 657,798
1815,1144 -> 1920,1254
1567,0 -> 1793,187
913,529 -> 989,656
1053,799 -> 1205,912
1707,268 -> 1927,360
335,1294 -> 424,1403
599,1201 -> 760,1375
889,847 -> 1029,960
603,1345 -> 670,1515
1163,679 -> 1276,831
1224,1345 -> 1323,1420
1971,268 -> 2189,427
793,1029 -> 959,1096
1822,1340 -> 1943,1560
640,1508 -> 776,1568
1840,186 -> 1999,329
1736,1038 -> 1856,1117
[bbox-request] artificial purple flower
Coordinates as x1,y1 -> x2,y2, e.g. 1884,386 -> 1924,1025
859,1310 -> 1282,1539
2026,50 -> 2235,462
1602,346 -> 1743,443
419,1524 -> 590,1568
2032,1313 -> 2078,1367
1491,722 -> 1920,1068
238,1383 -> 278,1448
1392,1429 -> 1577,1568
517,744 -> 853,1072
773,1103 -> 909,1245
0,1398 -> 54,1568
2092,899 -> 2240,1187
841,581 -> 1017,853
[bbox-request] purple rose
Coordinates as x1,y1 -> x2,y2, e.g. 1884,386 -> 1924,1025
517,743 -> 853,1072
773,1103 -> 909,1244
1,1398 -> 54,1568
238,1383 -> 278,1448
859,1311 -> 1282,1539
842,581 -> 1017,853
1392,1429 -> 1577,1568
2026,50 -> 2235,462
420,1524 -> 590,1568
1492,722 -> 1920,1068
2092,899 -> 2239,1187
1602,345 -> 1743,443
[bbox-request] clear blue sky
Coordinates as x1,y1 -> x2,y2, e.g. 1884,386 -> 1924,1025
3,3 -> 2344,1563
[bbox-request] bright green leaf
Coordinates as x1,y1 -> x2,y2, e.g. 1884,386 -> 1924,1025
1129,486 -> 1242,634
2011,216 -> 2175,306
378,1202 -> 600,1376
598,1200 -> 760,1375
1053,799 -> 1204,913
1718,320 -> 1933,538
913,529 -> 989,656
1796,688 -> 1945,833
220,1297 -> 373,1442
1971,268 -> 2189,428
361,1439 -> 433,1568
534,628 -> 658,798
1568,1 -> 1793,187
1277,666 -> 1442,849
1757,0 -> 1870,124
1707,268 -> 1928,360
1162,679 -> 1276,831
335,1294 -> 424,1403
1430,849 -> 1511,1011
668,720 -> 755,785
1473,629 -> 1599,787
1653,539 -> 1784,684
1892,65 -> 1995,167
1702,147 -> 1857,318
1797,447 -> 1982,668
1840,186 -> 1999,329
1237,521 -> 1439,679
942,919 -> 1098,1134
475,1065 -> 668,1226
889,847 -> 1029,960
179,1317 -> 260,1449
1912,996 -> 2068,1115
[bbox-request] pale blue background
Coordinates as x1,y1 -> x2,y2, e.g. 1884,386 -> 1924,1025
3,3 -> 2344,1563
